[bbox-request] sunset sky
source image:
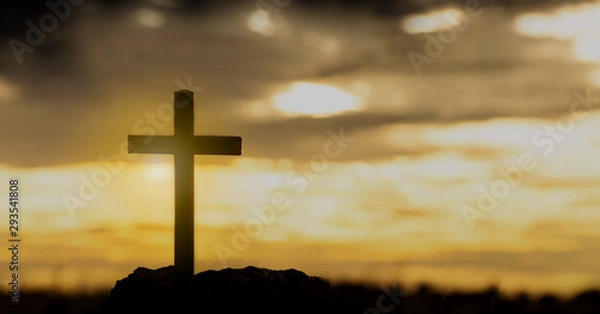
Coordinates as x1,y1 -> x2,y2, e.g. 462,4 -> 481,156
2,0 -> 600,297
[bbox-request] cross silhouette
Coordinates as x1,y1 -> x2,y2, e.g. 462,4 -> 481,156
128,90 -> 242,280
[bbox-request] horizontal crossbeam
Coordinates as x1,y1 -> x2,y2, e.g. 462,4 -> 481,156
128,135 -> 242,155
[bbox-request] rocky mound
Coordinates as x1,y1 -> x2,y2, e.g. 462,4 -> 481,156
98,266 -> 362,314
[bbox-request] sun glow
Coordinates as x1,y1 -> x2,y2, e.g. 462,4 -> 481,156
514,4 -> 600,62
136,8 -> 165,28
402,7 -> 466,34
514,3 -> 600,88
272,82 -> 364,118
144,162 -> 171,180
247,9 -> 277,36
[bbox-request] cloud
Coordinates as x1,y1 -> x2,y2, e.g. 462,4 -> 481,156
2,0 -> 600,167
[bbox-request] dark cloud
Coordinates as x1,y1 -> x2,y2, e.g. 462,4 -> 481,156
2,0 -> 598,167
0,0 -> 590,44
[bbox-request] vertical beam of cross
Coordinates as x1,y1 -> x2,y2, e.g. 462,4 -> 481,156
174,90 -> 195,280
128,90 -> 242,280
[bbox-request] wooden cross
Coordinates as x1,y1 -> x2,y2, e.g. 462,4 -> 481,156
128,90 -> 242,280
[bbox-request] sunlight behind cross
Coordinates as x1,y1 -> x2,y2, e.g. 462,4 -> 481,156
144,162 -> 172,180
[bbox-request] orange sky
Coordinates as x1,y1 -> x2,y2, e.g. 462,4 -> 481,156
2,0 -> 600,298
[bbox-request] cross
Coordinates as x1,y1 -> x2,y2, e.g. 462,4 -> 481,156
127,90 -> 242,280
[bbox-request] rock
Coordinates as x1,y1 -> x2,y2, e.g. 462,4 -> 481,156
98,266 -> 362,314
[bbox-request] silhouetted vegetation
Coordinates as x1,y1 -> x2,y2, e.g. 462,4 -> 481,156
0,290 -> 108,314
2,267 -> 600,314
